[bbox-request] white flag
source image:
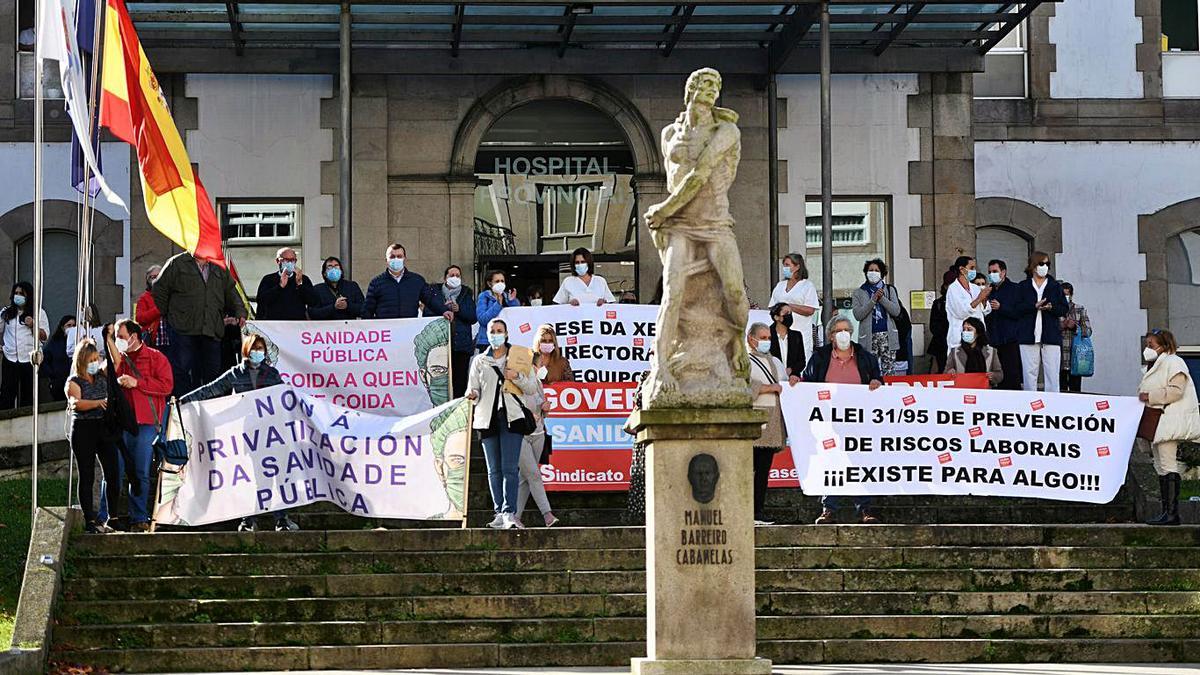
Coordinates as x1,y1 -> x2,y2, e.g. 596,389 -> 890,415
37,0 -> 127,211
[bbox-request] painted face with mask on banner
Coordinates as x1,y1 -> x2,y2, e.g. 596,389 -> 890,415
415,319 -> 453,407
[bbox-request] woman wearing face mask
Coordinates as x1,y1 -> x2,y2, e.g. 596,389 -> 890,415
1015,252 -> 1069,392
180,333 -> 296,533
526,285 -> 545,308
421,265 -> 477,398
513,325 -> 561,528
41,315 -> 76,402
1137,329 -> 1200,526
0,281 -> 50,410
533,324 -> 575,385
944,256 -> 991,356
768,303 -> 806,378
747,323 -> 791,526
66,339 -> 121,534
466,319 -> 540,530
802,317 -> 883,525
851,258 -> 903,377
1058,282 -> 1092,393
769,253 -> 820,368
944,317 -> 1003,387
309,256 -> 365,320
554,248 -> 615,307
476,270 -> 521,354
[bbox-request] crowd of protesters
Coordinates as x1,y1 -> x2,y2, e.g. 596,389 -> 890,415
12,241 -> 1193,532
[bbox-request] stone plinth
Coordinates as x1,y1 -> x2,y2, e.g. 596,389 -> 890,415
629,408 -> 772,675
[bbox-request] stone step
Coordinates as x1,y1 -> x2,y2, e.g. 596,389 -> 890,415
758,591 -> 1200,617
50,638 -> 1200,671
69,524 -> 1200,558
63,566 -> 1200,602
53,613 -> 1200,651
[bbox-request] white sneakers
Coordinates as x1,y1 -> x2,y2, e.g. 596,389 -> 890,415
486,514 -> 506,529
488,513 -> 524,529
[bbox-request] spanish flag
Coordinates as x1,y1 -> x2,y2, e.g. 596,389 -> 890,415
99,0 -> 224,265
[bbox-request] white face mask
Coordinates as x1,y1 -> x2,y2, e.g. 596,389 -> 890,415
1036,264 -> 1049,277
115,337 -> 130,353
961,330 -> 976,345
834,330 -> 852,350
530,299 -> 543,307
866,271 -> 882,284
1144,347 -> 1160,363
492,282 -> 506,295
445,276 -> 462,289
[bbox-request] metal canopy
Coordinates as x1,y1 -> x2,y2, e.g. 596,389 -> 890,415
128,1 -> 1054,72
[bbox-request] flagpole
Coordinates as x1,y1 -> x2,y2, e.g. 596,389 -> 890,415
32,0 -> 45,522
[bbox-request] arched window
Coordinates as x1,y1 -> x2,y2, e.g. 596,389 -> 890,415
1166,229 -> 1200,345
16,230 -> 79,325
976,225 -> 1032,272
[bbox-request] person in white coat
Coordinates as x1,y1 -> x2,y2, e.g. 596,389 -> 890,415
466,318 -> 540,530
944,255 -> 991,353
769,253 -> 820,367
1138,329 -> 1200,526
554,248 -> 615,306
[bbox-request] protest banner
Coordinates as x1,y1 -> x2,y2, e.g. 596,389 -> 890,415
498,304 -> 770,382
780,383 -> 1142,502
153,386 -> 470,526
541,382 -> 637,491
885,373 -> 991,389
246,318 -> 451,416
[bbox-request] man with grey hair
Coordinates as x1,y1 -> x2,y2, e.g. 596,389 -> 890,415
801,315 -> 883,525
255,247 -> 316,321
747,322 -> 793,526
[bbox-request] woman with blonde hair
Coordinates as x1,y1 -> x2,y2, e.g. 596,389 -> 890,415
1138,329 -> 1200,526
513,324 -> 565,527
533,323 -> 575,384
66,339 -> 121,533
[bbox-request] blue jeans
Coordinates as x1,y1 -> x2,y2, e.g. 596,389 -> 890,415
174,334 -> 222,397
821,495 -> 873,515
123,425 -> 157,525
481,429 -> 523,514
97,436 -> 127,524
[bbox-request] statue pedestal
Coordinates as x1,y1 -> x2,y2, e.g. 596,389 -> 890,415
629,408 -> 772,675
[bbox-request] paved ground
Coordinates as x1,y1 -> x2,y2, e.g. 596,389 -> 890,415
173,665 -> 1200,675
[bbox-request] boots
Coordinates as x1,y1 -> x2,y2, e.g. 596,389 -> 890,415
1147,473 -> 1182,526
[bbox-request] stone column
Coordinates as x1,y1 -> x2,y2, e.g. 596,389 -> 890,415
629,408 -> 771,675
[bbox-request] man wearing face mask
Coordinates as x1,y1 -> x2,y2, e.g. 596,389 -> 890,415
421,265 -> 477,398
113,319 -> 174,532
802,316 -> 883,525
255,247 -> 317,321
310,256 -> 364,320
363,243 -> 426,319
984,259 -> 1024,390
747,323 -> 796,526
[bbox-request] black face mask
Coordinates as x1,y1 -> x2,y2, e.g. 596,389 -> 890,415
778,314 -> 793,328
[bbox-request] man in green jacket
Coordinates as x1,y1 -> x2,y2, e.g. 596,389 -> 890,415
152,252 -> 247,397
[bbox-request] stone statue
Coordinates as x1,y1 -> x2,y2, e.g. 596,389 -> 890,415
644,68 -> 752,409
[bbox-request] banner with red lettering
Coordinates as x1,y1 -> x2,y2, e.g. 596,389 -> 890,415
540,382 -> 637,491
886,373 -> 991,389
245,318 -> 452,416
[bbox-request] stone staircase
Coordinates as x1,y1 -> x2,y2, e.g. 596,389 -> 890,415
52,524 -> 1200,671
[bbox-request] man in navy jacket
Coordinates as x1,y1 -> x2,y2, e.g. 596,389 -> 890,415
363,244 -> 426,319
984,259 -> 1024,390
255,247 -> 316,321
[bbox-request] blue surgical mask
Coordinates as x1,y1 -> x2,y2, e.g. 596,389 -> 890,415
574,263 -> 589,276
488,333 -> 507,349
988,272 -> 1001,284
86,361 -> 102,376
388,258 -> 405,273
755,340 -> 771,354
781,266 -> 793,280
966,269 -> 978,282
325,267 -> 342,283
12,295 -> 25,307
962,330 -> 976,344
248,350 -> 266,365
281,261 -> 296,275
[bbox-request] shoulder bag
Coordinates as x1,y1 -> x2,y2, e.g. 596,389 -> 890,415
490,365 -> 537,436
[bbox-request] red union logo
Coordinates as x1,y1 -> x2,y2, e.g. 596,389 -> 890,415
1096,400 -> 1110,411
902,394 -> 916,406
818,390 -> 832,401
999,457 -> 1013,468
520,323 -> 531,333
634,338 -> 644,347
1097,446 -> 1110,457
938,452 -> 953,464
1031,399 -> 1045,411
964,394 -> 977,405
969,426 -> 983,438
822,438 -> 837,450
566,336 -> 578,345
606,310 -> 617,319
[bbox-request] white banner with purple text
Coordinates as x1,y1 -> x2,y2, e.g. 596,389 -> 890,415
780,383 -> 1142,503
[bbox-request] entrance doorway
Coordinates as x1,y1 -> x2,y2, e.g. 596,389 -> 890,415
473,99 -> 639,300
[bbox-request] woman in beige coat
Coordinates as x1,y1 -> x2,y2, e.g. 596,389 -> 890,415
1138,329 -> 1200,526
944,317 -> 1004,387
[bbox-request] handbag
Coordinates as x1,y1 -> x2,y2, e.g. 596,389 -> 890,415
490,366 -> 537,436
1137,406 -> 1163,442
538,434 -> 554,465
154,400 -> 191,468
1070,332 -> 1095,377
